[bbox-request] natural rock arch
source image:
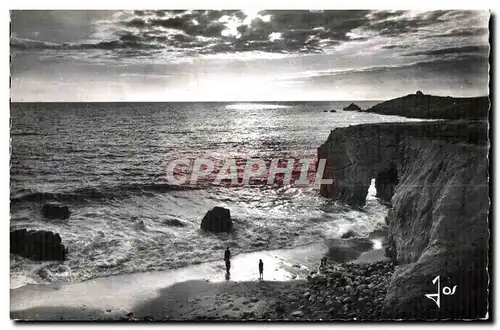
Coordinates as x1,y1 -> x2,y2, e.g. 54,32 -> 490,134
375,163 -> 399,205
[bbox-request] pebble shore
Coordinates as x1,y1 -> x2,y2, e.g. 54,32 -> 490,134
115,259 -> 394,321
267,260 -> 394,320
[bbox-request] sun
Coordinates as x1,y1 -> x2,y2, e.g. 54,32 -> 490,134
220,10 -> 272,38
243,10 -> 260,24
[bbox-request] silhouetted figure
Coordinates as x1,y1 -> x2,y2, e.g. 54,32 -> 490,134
259,259 -> 264,280
320,256 -> 327,270
224,247 -> 231,273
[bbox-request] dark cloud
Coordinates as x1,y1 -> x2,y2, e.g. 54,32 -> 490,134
363,10 -> 451,36
403,45 -> 489,57
258,10 -> 371,48
367,11 -> 406,21
10,37 -> 61,50
441,10 -> 487,20
10,36 -> 163,52
10,10 -> 490,58
125,11 -> 245,40
293,54 -> 488,95
118,10 -> 372,54
420,27 -> 489,39
10,10 -> 111,43
360,10 -> 487,38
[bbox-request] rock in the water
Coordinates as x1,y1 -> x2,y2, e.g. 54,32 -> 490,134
343,103 -> 361,111
330,109 -> 337,113
36,268 -> 50,279
200,206 -> 233,233
10,229 -> 67,261
340,230 -> 361,239
56,265 -> 70,273
41,203 -> 71,220
163,218 -> 186,227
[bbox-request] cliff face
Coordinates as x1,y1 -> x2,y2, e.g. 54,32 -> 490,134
318,121 -> 489,319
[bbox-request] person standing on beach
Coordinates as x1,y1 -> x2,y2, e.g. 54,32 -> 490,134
224,247 -> 231,273
259,259 -> 264,280
320,256 -> 327,270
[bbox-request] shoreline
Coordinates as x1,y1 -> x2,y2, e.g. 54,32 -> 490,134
11,238 -> 388,320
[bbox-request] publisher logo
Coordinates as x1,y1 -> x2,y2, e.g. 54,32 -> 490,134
425,275 -> 458,308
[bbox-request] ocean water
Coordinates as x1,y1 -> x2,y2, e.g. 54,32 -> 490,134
10,101 -> 418,288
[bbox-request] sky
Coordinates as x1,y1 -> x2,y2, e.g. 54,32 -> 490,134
10,10 -> 490,102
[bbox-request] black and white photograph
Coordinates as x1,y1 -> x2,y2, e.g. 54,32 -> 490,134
9,8 -> 491,321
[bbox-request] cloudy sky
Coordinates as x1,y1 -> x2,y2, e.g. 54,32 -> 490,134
10,10 -> 490,102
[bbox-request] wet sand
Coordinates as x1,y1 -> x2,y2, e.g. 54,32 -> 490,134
11,239 -> 387,320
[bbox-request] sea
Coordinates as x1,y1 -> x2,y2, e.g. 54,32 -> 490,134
10,101 -> 420,289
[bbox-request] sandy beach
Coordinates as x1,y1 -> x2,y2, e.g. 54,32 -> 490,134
11,238 -> 388,321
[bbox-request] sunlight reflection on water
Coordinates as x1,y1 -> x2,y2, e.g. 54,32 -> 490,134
226,103 -> 290,110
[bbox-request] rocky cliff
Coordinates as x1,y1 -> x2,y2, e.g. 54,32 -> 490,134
318,120 -> 489,319
365,93 -> 489,119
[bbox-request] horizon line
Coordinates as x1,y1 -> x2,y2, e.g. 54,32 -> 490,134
9,94 -> 490,104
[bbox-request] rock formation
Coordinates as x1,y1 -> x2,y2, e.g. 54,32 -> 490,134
343,103 -> 362,111
163,218 -> 186,227
10,229 -> 67,261
318,120 -> 489,319
41,203 -> 71,220
375,163 -> 398,205
340,230 -> 362,239
201,206 -> 233,233
365,94 -> 489,119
